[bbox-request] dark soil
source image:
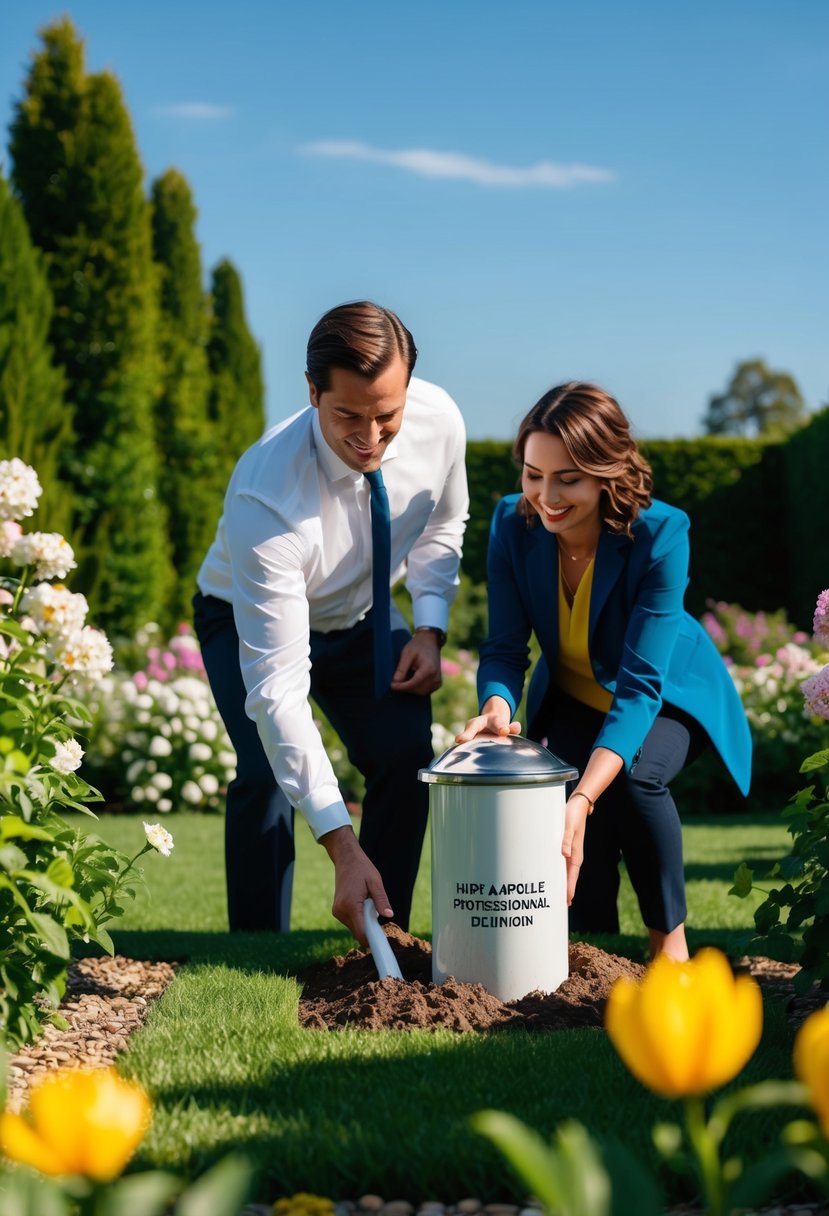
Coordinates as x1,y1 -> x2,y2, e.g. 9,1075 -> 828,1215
298,924 -> 646,1032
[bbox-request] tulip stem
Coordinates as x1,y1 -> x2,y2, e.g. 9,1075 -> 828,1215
685,1096 -> 726,1216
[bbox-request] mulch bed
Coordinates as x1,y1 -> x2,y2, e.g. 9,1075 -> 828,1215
5,954 -> 178,1112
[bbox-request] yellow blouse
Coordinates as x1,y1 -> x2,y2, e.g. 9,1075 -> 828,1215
554,559 -> 613,713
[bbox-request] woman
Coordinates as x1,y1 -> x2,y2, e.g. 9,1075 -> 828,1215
456,382 -> 751,960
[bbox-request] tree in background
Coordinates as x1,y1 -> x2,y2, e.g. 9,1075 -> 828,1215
9,17 -> 173,635
702,357 -> 807,438
207,258 -> 265,494
0,173 -> 71,536
150,168 -> 220,621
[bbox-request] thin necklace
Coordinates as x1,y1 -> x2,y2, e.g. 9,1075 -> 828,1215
557,537 -> 596,563
560,560 -> 577,602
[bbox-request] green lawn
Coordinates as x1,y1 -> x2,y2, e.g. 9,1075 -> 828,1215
85,810 -> 814,1206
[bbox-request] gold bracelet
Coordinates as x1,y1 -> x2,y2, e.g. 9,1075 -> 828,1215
570,790 -> 595,815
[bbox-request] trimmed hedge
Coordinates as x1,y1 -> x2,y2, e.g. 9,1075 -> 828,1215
463,418 -> 828,627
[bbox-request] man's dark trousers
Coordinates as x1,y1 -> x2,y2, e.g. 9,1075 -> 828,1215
193,591 -> 433,932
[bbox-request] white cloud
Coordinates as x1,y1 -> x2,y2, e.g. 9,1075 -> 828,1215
302,140 -> 615,188
151,102 -> 235,120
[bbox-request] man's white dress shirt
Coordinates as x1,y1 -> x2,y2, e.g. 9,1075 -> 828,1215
197,377 -> 468,841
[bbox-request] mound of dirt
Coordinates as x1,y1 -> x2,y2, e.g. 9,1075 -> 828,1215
298,925 -> 645,1032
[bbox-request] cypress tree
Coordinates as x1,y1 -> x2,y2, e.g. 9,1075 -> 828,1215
206,258 -> 265,492
0,173 -> 71,536
9,18 -> 173,633
150,169 -> 219,621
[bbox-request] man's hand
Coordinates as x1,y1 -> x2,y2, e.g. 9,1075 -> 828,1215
320,825 -> 393,946
390,630 -> 442,696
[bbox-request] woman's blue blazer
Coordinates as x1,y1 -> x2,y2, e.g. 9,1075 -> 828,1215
477,494 -> 752,795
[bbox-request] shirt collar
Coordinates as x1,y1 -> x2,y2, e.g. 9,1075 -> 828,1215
311,408 -> 401,485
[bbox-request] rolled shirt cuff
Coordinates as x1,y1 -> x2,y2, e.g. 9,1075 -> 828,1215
412,592 -> 450,635
297,785 -> 352,842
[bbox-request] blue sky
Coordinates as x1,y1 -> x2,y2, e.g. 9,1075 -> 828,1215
2,1 -> 826,440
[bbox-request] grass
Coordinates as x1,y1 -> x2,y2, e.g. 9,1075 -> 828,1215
83,810 -> 816,1206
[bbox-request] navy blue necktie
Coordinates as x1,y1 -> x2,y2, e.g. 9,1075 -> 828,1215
365,469 -> 393,698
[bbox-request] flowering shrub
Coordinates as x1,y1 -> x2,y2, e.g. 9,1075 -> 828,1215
83,623 -> 236,814
675,600 -> 829,812
0,460 -> 167,1046
733,590 -> 829,993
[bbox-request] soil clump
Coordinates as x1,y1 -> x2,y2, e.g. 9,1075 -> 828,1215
298,925 -> 645,1032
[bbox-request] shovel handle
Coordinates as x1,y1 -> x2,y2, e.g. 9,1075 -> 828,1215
363,898 -> 403,980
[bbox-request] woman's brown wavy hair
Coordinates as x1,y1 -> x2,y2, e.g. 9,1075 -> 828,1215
514,382 -> 653,536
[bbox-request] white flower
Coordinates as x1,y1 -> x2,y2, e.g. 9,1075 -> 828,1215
144,784 -> 160,802
181,780 -> 202,804
198,773 -> 219,796
142,821 -> 174,856
148,736 -> 172,758
126,760 -> 146,785
157,798 -> 172,813
50,626 -> 114,683
188,742 -> 212,762
50,738 -> 84,774
21,583 -> 89,638
151,772 -> 173,792
131,787 -> 146,802
200,719 -> 218,742
11,531 -> 76,580
0,459 -> 42,521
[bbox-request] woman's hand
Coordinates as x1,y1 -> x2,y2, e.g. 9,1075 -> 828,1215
455,696 -> 521,743
561,792 -> 591,906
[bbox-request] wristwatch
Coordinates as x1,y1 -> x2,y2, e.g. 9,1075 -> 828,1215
415,625 -> 447,647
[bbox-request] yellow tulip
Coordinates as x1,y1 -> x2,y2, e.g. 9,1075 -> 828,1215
605,948 -> 763,1098
794,1004 -> 829,1137
0,1066 -> 150,1181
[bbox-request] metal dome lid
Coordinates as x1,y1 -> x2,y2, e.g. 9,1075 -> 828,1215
419,735 -> 578,786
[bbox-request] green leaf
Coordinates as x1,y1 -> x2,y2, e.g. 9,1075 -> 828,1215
27,912 -> 70,959
0,815 -> 55,842
46,856 -> 75,889
602,1138 -> 663,1216
97,1170 -> 183,1216
89,924 -> 115,956
472,1110 -> 612,1216
174,1153 -> 255,1216
0,842 -> 27,872
730,862 -> 754,898
800,749 -> 829,774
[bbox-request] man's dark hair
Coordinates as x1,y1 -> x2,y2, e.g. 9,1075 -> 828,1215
306,301 -> 417,392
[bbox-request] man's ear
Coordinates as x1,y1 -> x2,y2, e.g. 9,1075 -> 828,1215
305,371 -> 320,409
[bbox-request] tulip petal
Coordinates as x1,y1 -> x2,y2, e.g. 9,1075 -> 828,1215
607,973 -> 681,1096
794,1006 -> 829,1135
0,1111 -> 70,1176
26,1068 -> 150,1183
606,948 -> 764,1099
78,1071 -> 151,1181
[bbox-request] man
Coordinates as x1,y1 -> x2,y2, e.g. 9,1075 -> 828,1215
193,301 -> 468,943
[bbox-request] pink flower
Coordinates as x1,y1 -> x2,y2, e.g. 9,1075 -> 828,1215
0,588 -> 13,606
814,590 -> 829,649
441,658 -> 461,676
132,671 -> 149,690
794,631 -> 809,644
162,651 -> 177,670
802,665 -> 829,721
176,622 -> 191,635
0,520 -> 22,558
755,654 -> 771,667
